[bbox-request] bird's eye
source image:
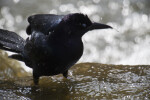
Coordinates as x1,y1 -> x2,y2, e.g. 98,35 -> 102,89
82,23 -> 86,28
79,23 -> 86,28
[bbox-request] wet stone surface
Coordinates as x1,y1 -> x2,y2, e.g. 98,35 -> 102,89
0,55 -> 149,100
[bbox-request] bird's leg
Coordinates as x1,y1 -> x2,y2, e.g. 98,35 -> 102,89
33,75 -> 39,85
33,69 -> 39,85
63,70 -> 68,78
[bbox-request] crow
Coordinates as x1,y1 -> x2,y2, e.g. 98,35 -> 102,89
0,13 -> 112,84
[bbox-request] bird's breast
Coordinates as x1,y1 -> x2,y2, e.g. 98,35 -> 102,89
53,39 -> 83,62
53,39 -> 83,72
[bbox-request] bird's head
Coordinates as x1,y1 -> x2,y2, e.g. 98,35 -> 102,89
55,13 -> 112,38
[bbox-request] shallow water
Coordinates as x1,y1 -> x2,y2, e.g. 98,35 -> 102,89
0,63 -> 150,99
0,0 -> 150,65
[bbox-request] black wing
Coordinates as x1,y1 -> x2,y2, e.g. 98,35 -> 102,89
26,14 -> 64,35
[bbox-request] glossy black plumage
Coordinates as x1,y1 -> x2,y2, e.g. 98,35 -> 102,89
0,13 -> 112,85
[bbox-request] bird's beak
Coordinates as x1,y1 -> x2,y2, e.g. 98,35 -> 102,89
87,22 -> 112,31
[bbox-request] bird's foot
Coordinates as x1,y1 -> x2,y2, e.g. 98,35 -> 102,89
33,78 -> 39,85
63,70 -> 68,78
33,75 -> 39,85
63,70 -> 73,80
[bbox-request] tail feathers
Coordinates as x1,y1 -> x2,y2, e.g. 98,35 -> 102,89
0,29 -> 25,53
0,43 -> 18,52
0,40 -> 22,53
9,54 -> 24,62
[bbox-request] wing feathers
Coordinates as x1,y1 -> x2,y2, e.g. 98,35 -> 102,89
27,14 -> 64,35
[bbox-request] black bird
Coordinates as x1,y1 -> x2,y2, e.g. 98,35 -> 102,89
0,13 -> 112,85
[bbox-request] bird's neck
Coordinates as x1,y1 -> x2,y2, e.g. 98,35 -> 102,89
50,34 -> 82,45
49,29 -> 82,43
